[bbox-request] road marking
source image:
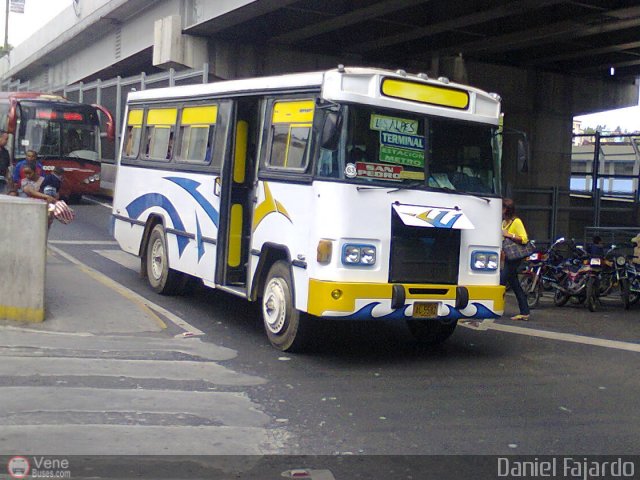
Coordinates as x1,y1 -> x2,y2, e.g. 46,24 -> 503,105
94,249 -> 139,271
460,321 -> 640,353
83,196 -> 113,209
48,245 -> 204,336
49,240 -> 118,245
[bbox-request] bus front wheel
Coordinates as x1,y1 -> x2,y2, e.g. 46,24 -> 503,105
406,319 -> 457,345
262,261 -> 309,352
146,224 -> 183,295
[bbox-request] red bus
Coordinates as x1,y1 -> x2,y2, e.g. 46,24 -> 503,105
0,92 -> 115,200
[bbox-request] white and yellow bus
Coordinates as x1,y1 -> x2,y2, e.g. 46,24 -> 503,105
113,66 -> 507,351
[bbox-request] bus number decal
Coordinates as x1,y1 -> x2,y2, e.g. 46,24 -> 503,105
369,114 -> 418,134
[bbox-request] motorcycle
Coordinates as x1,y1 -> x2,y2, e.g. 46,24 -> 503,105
519,237 -> 568,309
577,245 -> 630,312
627,262 -> 640,305
550,239 -> 592,307
627,238 -> 640,306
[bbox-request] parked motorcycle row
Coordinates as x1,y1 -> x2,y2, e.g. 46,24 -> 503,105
517,237 -> 640,312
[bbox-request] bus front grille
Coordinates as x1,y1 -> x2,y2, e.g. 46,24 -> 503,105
389,208 -> 461,285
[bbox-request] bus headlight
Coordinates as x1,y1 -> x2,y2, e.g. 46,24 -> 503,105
342,244 -> 376,266
471,251 -> 499,271
83,173 -> 100,184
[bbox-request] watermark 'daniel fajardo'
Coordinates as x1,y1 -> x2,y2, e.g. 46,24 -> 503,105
498,457 -> 635,479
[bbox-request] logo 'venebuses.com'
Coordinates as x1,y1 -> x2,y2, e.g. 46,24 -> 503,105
7,456 -> 30,479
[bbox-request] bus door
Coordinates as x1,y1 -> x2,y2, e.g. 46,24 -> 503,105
216,99 -> 261,289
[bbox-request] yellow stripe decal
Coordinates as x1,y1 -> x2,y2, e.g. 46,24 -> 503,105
228,204 -> 243,267
382,78 -> 470,109
182,105 -> 218,125
234,120 -> 248,184
0,304 -> 45,323
127,109 -> 143,126
147,108 -> 177,125
252,182 -> 292,232
272,100 -> 315,124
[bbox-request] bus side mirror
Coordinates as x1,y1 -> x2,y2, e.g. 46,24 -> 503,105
500,128 -> 530,173
320,111 -> 342,151
7,102 -> 17,134
517,137 -> 529,173
93,104 -> 115,142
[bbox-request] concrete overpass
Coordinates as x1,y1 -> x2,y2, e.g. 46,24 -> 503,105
1,0 -> 639,237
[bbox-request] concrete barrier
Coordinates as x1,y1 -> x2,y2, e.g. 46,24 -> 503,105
0,196 -> 47,322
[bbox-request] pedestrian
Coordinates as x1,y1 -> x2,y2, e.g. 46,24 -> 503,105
40,166 -> 65,200
0,132 -> 11,194
12,150 -> 44,187
20,164 -> 55,203
501,197 -> 530,321
586,235 -> 605,257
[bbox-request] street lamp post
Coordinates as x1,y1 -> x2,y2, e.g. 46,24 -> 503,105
4,0 -> 9,50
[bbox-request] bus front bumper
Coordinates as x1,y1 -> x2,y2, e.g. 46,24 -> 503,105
307,280 -> 504,321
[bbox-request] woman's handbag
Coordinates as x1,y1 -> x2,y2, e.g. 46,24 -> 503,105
502,237 -> 536,261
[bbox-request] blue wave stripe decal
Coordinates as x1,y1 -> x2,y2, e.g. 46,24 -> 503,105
195,213 -> 205,261
166,177 -> 220,227
125,193 -> 189,255
443,303 -> 500,320
329,302 -> 499,321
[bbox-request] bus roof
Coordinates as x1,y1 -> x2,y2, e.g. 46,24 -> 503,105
127,66 -> 501,124
128,70 -> 327,103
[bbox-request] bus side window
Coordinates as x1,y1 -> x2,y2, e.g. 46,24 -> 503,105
124,109 -> 143,158
266,99 -> 314,171
176,105 -> 218,165
144,108 -> 177,162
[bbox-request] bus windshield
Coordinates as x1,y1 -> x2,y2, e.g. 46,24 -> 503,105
316,105 -> 500,195
15,101 -> 101,161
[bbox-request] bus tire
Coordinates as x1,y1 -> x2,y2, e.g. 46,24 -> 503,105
146,224 -> 183,295
262,261 -> 308,352
406,319 -> 457,345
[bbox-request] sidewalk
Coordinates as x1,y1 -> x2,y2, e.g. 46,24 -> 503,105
0,246 -> 166,336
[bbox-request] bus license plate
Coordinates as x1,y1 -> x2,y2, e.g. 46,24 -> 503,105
412,302 -> 439,319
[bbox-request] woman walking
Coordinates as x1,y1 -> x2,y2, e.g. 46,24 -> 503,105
501,198 -> 530,321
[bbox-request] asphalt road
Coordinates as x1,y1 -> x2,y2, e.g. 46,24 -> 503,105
2,196 -> 639,477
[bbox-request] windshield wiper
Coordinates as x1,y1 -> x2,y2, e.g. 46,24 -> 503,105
444,188 -> 492,204
385,180 -> 425,193
356,185 -> 398,191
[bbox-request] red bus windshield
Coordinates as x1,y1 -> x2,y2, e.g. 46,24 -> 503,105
15,100 -> 101,161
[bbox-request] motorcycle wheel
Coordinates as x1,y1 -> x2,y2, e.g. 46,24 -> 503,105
520,274 -> 541,309
619,278 -> 630,310
586,277 -> 598,312
629,278 -> 640,305
553,288 -> 570,307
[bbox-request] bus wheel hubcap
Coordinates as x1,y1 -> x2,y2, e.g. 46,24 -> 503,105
264,278 -> 287,334
151,240 -> 163,280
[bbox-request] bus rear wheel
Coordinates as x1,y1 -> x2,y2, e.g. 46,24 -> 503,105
146,224 -> 183,295
262,261 -> 309,352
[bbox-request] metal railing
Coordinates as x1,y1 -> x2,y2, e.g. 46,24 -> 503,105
514,186 -> 639,249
